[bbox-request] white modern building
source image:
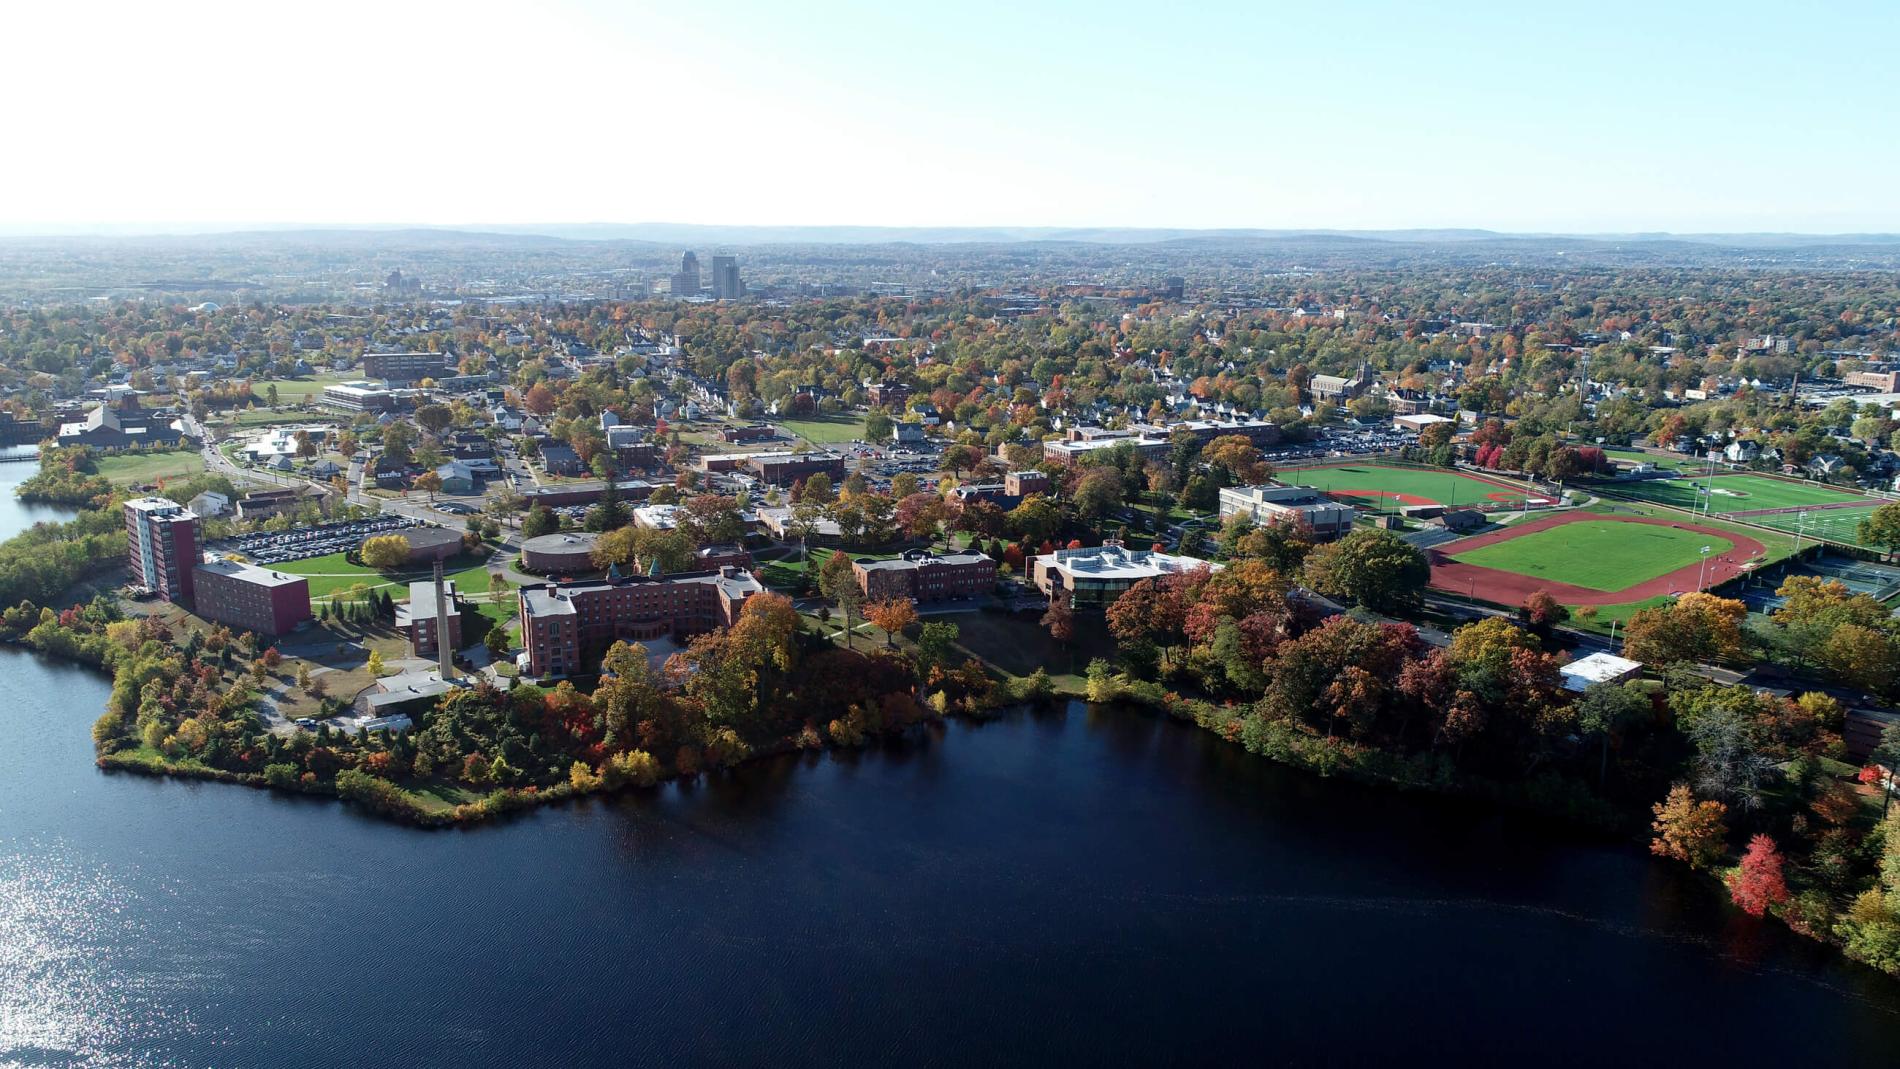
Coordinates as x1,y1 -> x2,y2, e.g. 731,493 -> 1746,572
1031,539 -> 1222,606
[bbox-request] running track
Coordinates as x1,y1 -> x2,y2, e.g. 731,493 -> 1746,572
1427,511 -> 1769,606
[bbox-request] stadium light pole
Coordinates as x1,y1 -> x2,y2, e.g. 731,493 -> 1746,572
1795,510 -> 1808,558
1697,544 -> 1712,591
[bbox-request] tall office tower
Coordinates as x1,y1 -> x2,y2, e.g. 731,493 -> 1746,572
1162,276 -> 1185,300
124,496 -> 201,604
711,255 -> 743,299
672,251 -> 701,297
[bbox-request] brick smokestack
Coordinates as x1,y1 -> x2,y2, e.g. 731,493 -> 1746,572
434,559 -> 453,679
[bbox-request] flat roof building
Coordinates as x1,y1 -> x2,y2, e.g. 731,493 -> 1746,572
394,579 -> 464,658
518,567 -> 762,678
1559,652 -> 1643,693
192,558 -> 312,637
1031,540 -> 1222,606
1217,484 -> 1357,540
852,548 -> 995,603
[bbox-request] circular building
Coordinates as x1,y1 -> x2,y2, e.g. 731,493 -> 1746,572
522,531 -> 600,574
369,525 -> 466,564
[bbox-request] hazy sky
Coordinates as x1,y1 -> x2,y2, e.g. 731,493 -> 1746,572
6,0 -> 1896,234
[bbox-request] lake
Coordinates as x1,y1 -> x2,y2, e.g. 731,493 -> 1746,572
4,456 -> 1900,1067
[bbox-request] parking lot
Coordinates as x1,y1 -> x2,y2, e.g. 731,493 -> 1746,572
1264,425 -> 1415,463
221,516 -> 412,564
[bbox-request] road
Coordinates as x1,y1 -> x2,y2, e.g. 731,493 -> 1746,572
190,415 -> 460,529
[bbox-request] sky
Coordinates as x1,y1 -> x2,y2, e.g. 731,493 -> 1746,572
4,0 -> 1897,235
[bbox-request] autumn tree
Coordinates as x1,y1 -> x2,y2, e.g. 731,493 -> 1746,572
1519,590 -> 1569,629
864,598 -> 917,649
1200,434 -> 1272,485
1623,592 -> 1746,665
1650,785 -> 1729,871
360,534 -> 412,571
1728,834 -> 1791,917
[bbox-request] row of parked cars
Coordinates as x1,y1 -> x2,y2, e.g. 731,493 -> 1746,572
224,516 -> 412,564
1264,426 -> 1416,463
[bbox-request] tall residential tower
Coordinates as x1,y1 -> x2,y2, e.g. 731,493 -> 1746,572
124,497 -> 200,604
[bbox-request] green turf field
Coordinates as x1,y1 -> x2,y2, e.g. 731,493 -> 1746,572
1450,519 -> 1734,592
1602,448 -> 1705,472
1282,464 -> 1536,509
93,449 -> 205,485
1595,473 -> 1863,514
1741,501 -> 1885,549
251,371 -> 356,404
777,416 -> 865,444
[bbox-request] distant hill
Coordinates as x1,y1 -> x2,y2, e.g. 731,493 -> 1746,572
5,222 -> 1899,250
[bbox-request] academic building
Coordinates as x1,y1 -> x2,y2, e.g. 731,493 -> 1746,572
1031,540 -> 1222,606
517,567 -> 762,678
852,549 -> 996,603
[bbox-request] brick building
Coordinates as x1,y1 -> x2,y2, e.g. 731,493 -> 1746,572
192,559 -> 313,637
394,579 -> 465,657
518,567 -> 762,677
852,548 -> 996,603
125,497 -> 200,604
1004,470 -> 1051,497
362,351 -> 453,383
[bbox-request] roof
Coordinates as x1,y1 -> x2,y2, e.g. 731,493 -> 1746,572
523,532 -> 599,553
403,579 -> 459,622
389,525 -> 465,550
195,558 -> 306,588
1036,542 -> 1221,581
1560,652 -> 1644,692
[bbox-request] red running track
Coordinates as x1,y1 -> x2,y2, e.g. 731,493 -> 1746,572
1427,511 -> 1769,607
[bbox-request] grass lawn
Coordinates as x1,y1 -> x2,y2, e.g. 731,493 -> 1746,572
1592,473 -> 1865,514
936,608 -> 1113,693
1451,519 -> 1733,592
1565,595 -> 1673,635
778,416 -> 865,445
1280,463 -> 1537,510
94,449 -> 206,485
271,548 -> 502,602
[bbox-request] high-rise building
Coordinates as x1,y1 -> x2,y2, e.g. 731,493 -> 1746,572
672,251 -> 701,297
711,255 -> 743,300
125,497 -> 201,604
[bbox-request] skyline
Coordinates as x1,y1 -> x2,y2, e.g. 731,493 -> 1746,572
5,0 -> 1898,232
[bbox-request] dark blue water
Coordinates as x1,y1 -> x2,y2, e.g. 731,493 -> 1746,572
4,460 -> 1900,1067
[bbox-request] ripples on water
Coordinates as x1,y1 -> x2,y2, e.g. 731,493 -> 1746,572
0,849 -> 198,1068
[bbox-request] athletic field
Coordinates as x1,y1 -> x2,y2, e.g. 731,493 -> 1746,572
1448,519 -> 1733,593
1281,464 -> 1544,511
1742,501 -> 1886,549
1597,473 -> 1864,514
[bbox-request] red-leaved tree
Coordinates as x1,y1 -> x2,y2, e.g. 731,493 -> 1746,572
1727,834 -> 1790,917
